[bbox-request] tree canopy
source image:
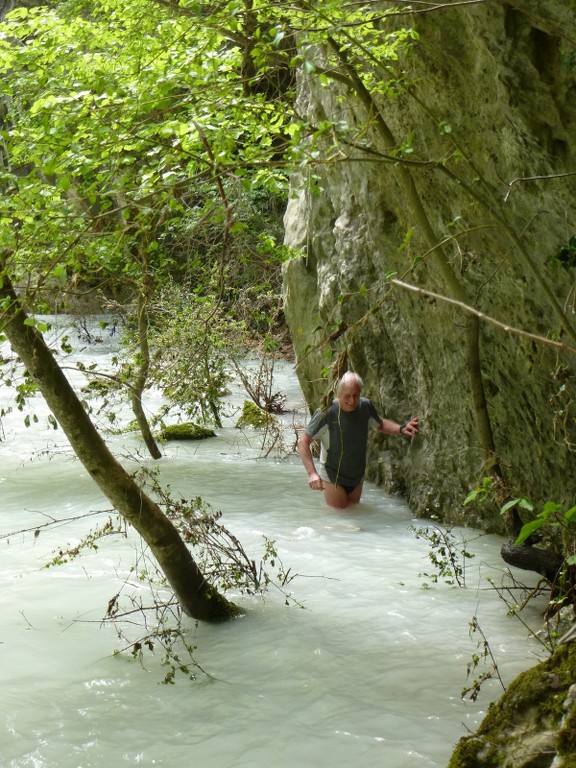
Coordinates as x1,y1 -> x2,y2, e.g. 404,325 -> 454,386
0,0 -> 293,288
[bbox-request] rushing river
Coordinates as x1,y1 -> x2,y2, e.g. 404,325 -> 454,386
1,317 -> 546,768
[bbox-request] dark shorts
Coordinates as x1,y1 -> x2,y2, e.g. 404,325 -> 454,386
323,466 -> 363,495
326,473 -> 361,495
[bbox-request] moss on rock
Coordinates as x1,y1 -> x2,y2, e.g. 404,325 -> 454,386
557,691 -> 576,759
159,422 -> 216,441
235,400 -> 273,429
448,643 -> 576,767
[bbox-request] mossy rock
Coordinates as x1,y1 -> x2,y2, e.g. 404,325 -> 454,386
448,642 -> 576,767
236,400 -> 273,429
159,422 -> 216,441
81,378 -> 121,396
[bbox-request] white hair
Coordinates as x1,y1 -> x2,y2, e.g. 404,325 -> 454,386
336,371 -> 363,394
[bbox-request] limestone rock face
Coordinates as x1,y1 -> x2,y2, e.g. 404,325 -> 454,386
283,1 -> 576,528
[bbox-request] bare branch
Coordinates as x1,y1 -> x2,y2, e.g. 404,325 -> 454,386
392,278 -> 576,356
504,171 -> 576,202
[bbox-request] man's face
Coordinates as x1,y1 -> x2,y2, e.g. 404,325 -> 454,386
338,383 -> 361,413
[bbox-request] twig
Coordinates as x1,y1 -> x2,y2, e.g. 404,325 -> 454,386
0,509 -> 112,541
504,171 -> 576,203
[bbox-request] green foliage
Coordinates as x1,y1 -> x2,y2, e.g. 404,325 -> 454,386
461,616 -> 506,702
140,283 -> 242,427
467,479 -> 576,618
550,235 -> 576,271
463,476 -> 495,506
410,523 -> 474,588
160,491 -> 293,597
0,0 -> 419,437
0,358 -> 41,428
45,516 -> 124,567
0,0 -> 305,440
509,498 -> 576,562
133,468 -> 298,601
467,479 -> 576,563
0,0 -> 294,304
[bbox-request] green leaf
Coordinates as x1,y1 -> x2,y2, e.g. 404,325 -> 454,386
501,497 -> 533,514
514,518 -> 546,546
540,500 -> 563,515
53,265 -> 68,285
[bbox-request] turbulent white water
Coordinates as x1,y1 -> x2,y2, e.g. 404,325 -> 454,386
1,318 -> 546,768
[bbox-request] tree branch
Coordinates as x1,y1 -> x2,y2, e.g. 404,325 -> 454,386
392,278 -> 576,357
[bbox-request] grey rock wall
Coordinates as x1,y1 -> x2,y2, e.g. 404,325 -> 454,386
283,1 -> 576,529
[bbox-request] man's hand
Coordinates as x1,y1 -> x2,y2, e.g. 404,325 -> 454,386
308,472 -> 324,491
400,417 -> 419,438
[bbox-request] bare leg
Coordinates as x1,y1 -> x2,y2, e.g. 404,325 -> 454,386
323,482 -> 363,509
347,482 -> 363,505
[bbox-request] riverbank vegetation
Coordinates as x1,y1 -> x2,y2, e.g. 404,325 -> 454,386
0,0 -> 300,620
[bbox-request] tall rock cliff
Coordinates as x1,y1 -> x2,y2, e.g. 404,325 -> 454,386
283,0 -> 576,530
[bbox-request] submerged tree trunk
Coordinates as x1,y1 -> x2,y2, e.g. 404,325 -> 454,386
0,274 -> 239,622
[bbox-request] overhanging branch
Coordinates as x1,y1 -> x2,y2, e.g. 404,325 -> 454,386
392,278 -> 576,357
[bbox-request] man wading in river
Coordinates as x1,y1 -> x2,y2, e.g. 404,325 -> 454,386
298,371 -> 419,509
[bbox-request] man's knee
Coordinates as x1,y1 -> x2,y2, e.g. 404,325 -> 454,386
323,484 -> 349,509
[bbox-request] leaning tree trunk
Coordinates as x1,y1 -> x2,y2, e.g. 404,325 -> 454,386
0,273 -> 239,622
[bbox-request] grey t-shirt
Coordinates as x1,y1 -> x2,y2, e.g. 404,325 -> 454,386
305,397 -> 381,488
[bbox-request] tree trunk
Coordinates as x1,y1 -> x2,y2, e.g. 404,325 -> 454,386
0,274 -> 239,622
131,288 -> 162,460
500,541 -> 565,584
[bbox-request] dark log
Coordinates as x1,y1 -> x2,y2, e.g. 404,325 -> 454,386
501,541 -> 565,583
